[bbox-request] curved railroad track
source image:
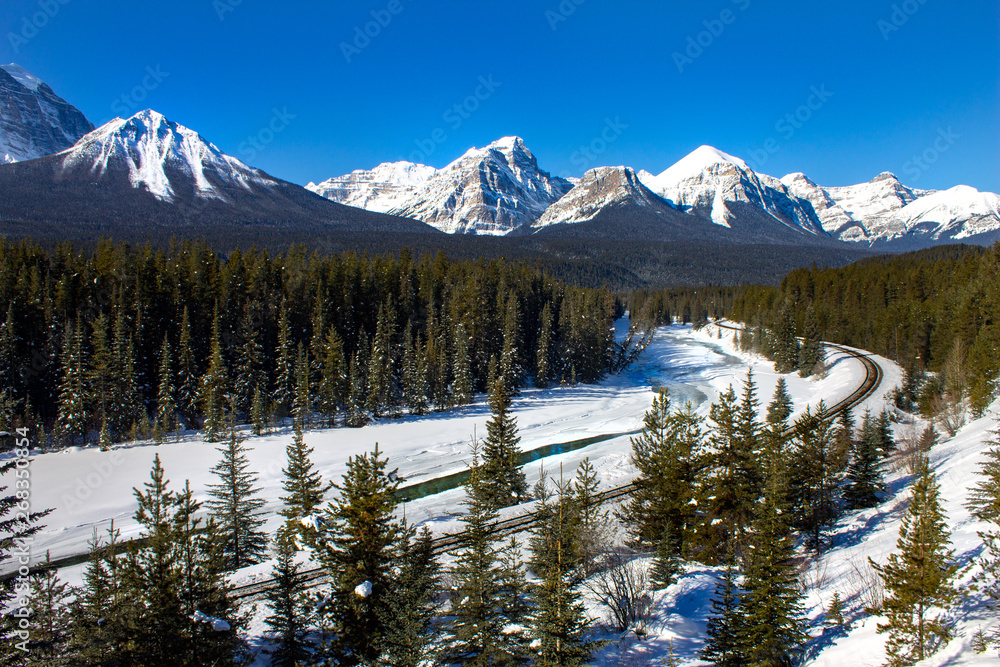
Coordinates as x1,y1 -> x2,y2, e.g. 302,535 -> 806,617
230,326 -> 885,601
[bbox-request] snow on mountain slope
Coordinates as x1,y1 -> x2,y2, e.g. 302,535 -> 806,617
310,136 -> 573,235
894,185 -> 1000,241
640,145 -> 828,236
533,166 -> 669,227
59,109 -> 277,202
306,161 -> 436,213
0,63 -> 94,163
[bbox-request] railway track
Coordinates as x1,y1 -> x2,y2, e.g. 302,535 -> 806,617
230,327 -> 884,601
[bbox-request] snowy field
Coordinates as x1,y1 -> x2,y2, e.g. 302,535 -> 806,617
19,320 -> 1000,667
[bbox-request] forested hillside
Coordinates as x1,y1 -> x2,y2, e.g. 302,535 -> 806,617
0,239 -> 617,448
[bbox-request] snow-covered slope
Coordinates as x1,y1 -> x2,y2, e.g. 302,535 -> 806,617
534,166 -> 668,227
310,136 -> 574,235
59,109 -> 277,202
639,145 -> 829,238
0,63 -> 94,163
306,161 -> 436,213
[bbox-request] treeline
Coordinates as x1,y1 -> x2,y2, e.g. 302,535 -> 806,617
731,244 -> 1000,416
0,239 -> 618,447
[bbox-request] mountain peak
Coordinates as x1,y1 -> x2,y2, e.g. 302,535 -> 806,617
871,171 -> 901,183
655,145 -> 749,186
62,109 -> 273,203
1,63 -> 44,92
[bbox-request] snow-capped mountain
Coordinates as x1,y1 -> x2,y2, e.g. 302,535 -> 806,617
638,145 -> 828,238
310,136 -> 574,235
534,166 -> 673,227
59,109 -> 278,203
0,108 -> 439,242
0,63 -> 94,163
306,162 -> 437,213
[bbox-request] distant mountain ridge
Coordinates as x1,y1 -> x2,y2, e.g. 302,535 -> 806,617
310,141 -> 1000,250
0,63 -> 94,163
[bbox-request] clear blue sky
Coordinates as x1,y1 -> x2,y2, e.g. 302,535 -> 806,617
3,0 -> 998,191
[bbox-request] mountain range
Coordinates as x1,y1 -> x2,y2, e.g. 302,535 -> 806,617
1,62 -> 998,259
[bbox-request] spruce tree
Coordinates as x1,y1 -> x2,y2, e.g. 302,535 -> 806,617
789,404 -> 839,555
155,333 -> 177,441
535,303 -> 554,389
200,313 -> 229,443
452,323 -> 474,407
366,301 -> 396,418
876,409 -> 896,459
740,432 -> 807,666
843,410 -> 886,510
701,545 -> 746,667
88,313 -> 113,436
206,423 -> 268,569
56,318 -> 87,446
318,326 -> 346,426
345,350 -> 367,428
233,304 -> 263,418
499,295 -> 522,393
704,385 -> 755,560
873,456 -> 959,666
967,433 -> 1000,653
251,386 -> 266,435
293,344 -> 311,427
773,306 -> 800,373
265,528 -> 314,667
798,305 -> 825,377
377,526 -> 442,667
22,556 -> 74,665
273,298 -> 295,417
280,420 -> 330,544
69,524 -> 132,665
479,372 -> 528,509
318,445 -> 404,664
444,441 -> 526,666
109,311 -> 139,437
528,476 -> 594,666
175,306 -> 199,429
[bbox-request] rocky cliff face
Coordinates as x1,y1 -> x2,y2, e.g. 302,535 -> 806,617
0,64 -> 94,163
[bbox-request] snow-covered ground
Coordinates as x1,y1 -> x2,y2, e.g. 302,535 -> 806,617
19,320 -> 994,667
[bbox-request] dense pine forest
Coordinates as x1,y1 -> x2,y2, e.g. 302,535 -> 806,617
630,243 -> 1000,423
0,239 -> 618,448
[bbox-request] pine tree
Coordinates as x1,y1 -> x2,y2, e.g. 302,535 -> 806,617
444,441 -> 527,666
265,528 -> 314,667
798,305 -> 825,377
251,386 -> 266,435
69,524 -> 133,665
572,457 -> 609,572
479,372 -> 528,509
766,377 -> 793,428
773,306 -> 800,373
366,301 -> 396,418
500,295 -> 522,393
109,311 -> 139,437
452,322 -> 474,406
293,344 -> 311,427
56,318 -> 87,446
155,334 -> 177,442
22,556 -> 74,665
280,421 -> 330,544
825,592 -> 845,629
318,326 -> 346,426
843,410 -> 886,510
704,384 -> 756,561
789,403 -> 839,555
832,408 -> 855,473
873,456 -> 959,666
206,422 -> 268,569
87,313 -> 113,436
621,390 -> 704,564
876,409 -> 896,458
199,313 -> 229,443
345,350 -> 367,428
273,298 -> 295,417
233,304 -> 263,418
967,433 -> 1000,653
528,476 -> 594,666
377,526 -> 442,667
701,545 -> 746,667
403,328 -> 430,416
175,306 -> 199,429
740,431 -> 807,666
535,303 -> 554,389
318,445 -> 403,664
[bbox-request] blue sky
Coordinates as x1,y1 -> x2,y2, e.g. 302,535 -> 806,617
2,0 -> 998,191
